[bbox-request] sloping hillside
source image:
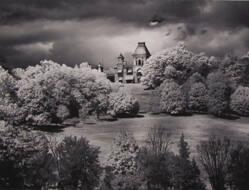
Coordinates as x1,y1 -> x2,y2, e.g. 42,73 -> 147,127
119,84 -> 161,113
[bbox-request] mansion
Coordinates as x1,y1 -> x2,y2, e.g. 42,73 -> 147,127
114,42 -> 151,83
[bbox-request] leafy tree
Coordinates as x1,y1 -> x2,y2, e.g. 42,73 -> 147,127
227,142 -> 249,190
220,54 -> 249,91
55,136 -> 101,190
141,43 -> 215,88
160,80 -> 186,115
108,92 -> 139,117
107,129 -> 139,175
230,86 -> 249,116
197,136 -> 232,190
0,66 -> 16,105
0,126 -> 53,189
207,72 -> 230,117
188,82 -> 208,112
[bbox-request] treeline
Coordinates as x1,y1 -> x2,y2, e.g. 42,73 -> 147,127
0,123 -> 249,190
141,43 -> 249,117
0,60 -> 139,126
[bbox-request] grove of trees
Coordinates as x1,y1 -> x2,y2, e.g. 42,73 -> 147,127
141,43 -> 249,117
0,60 -> 140,126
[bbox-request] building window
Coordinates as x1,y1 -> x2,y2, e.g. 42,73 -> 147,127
138,59 -> 142,66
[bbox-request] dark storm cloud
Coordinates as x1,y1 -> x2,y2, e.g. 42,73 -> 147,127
0,0 -> 206,25
0,0 -> 249,68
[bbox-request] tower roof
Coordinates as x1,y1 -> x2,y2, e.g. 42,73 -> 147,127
133,42 -> 151,58
117,53 -> 124,60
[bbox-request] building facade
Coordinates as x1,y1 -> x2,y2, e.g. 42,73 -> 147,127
114,42 -> 151,83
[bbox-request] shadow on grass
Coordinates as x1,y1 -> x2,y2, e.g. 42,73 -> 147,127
209,113 -> 240,120
31,123 -> 68,133
116,114 -> 145,119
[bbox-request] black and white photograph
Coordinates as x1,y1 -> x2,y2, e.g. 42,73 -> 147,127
1,0 -> 249,189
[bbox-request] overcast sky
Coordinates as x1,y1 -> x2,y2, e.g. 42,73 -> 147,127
0,0 -> 249,68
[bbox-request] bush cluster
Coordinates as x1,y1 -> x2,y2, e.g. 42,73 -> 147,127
108,92 -> 140,117
160,80 -> 186,115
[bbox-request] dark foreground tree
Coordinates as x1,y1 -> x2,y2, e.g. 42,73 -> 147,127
0,126 -> 53,189
171,134 -> 206,190
55,136 -> 101,190
227,143 -> 249,190
137,125 -> 173,190
197,136 -> 231,190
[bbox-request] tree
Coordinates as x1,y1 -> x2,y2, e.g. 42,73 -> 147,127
220,54 -> 249,91
227,143 -> 249,190
171,134 -> 206,190
207,72 -> 230,117
160,80 -> 186,115
106,129 -> 142,190
141,43 -> 215,88
55,136 -> 101,190
0,66 -> 16,105
0,126 -> 53,189
107,129 -> 139,175
137,125 -> 173,190
188,82 -> 208,112
108,92 -> 140,117
230,86 -> 249,116
197,136 -> 232,190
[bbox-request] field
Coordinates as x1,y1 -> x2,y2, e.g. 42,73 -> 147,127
49,84 -> 249,163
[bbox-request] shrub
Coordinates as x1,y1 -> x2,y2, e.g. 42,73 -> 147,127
108,92 -> 139,117
207,72 -> 230,117
160,80 -> 186,115
0,126 -> 53,189
230,86 -> 249,116
55,136 -> 101,190
188,82 -> 208,112
107,129 -> 139,175
56,104 -> 70,121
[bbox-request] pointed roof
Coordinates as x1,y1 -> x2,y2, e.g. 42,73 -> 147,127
133,42 -> 151,58
117,53 -> 125,60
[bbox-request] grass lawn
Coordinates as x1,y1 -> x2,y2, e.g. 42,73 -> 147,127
49,113 -> 249,163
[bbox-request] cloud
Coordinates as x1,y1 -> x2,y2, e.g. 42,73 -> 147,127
0,0 -> 249,68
